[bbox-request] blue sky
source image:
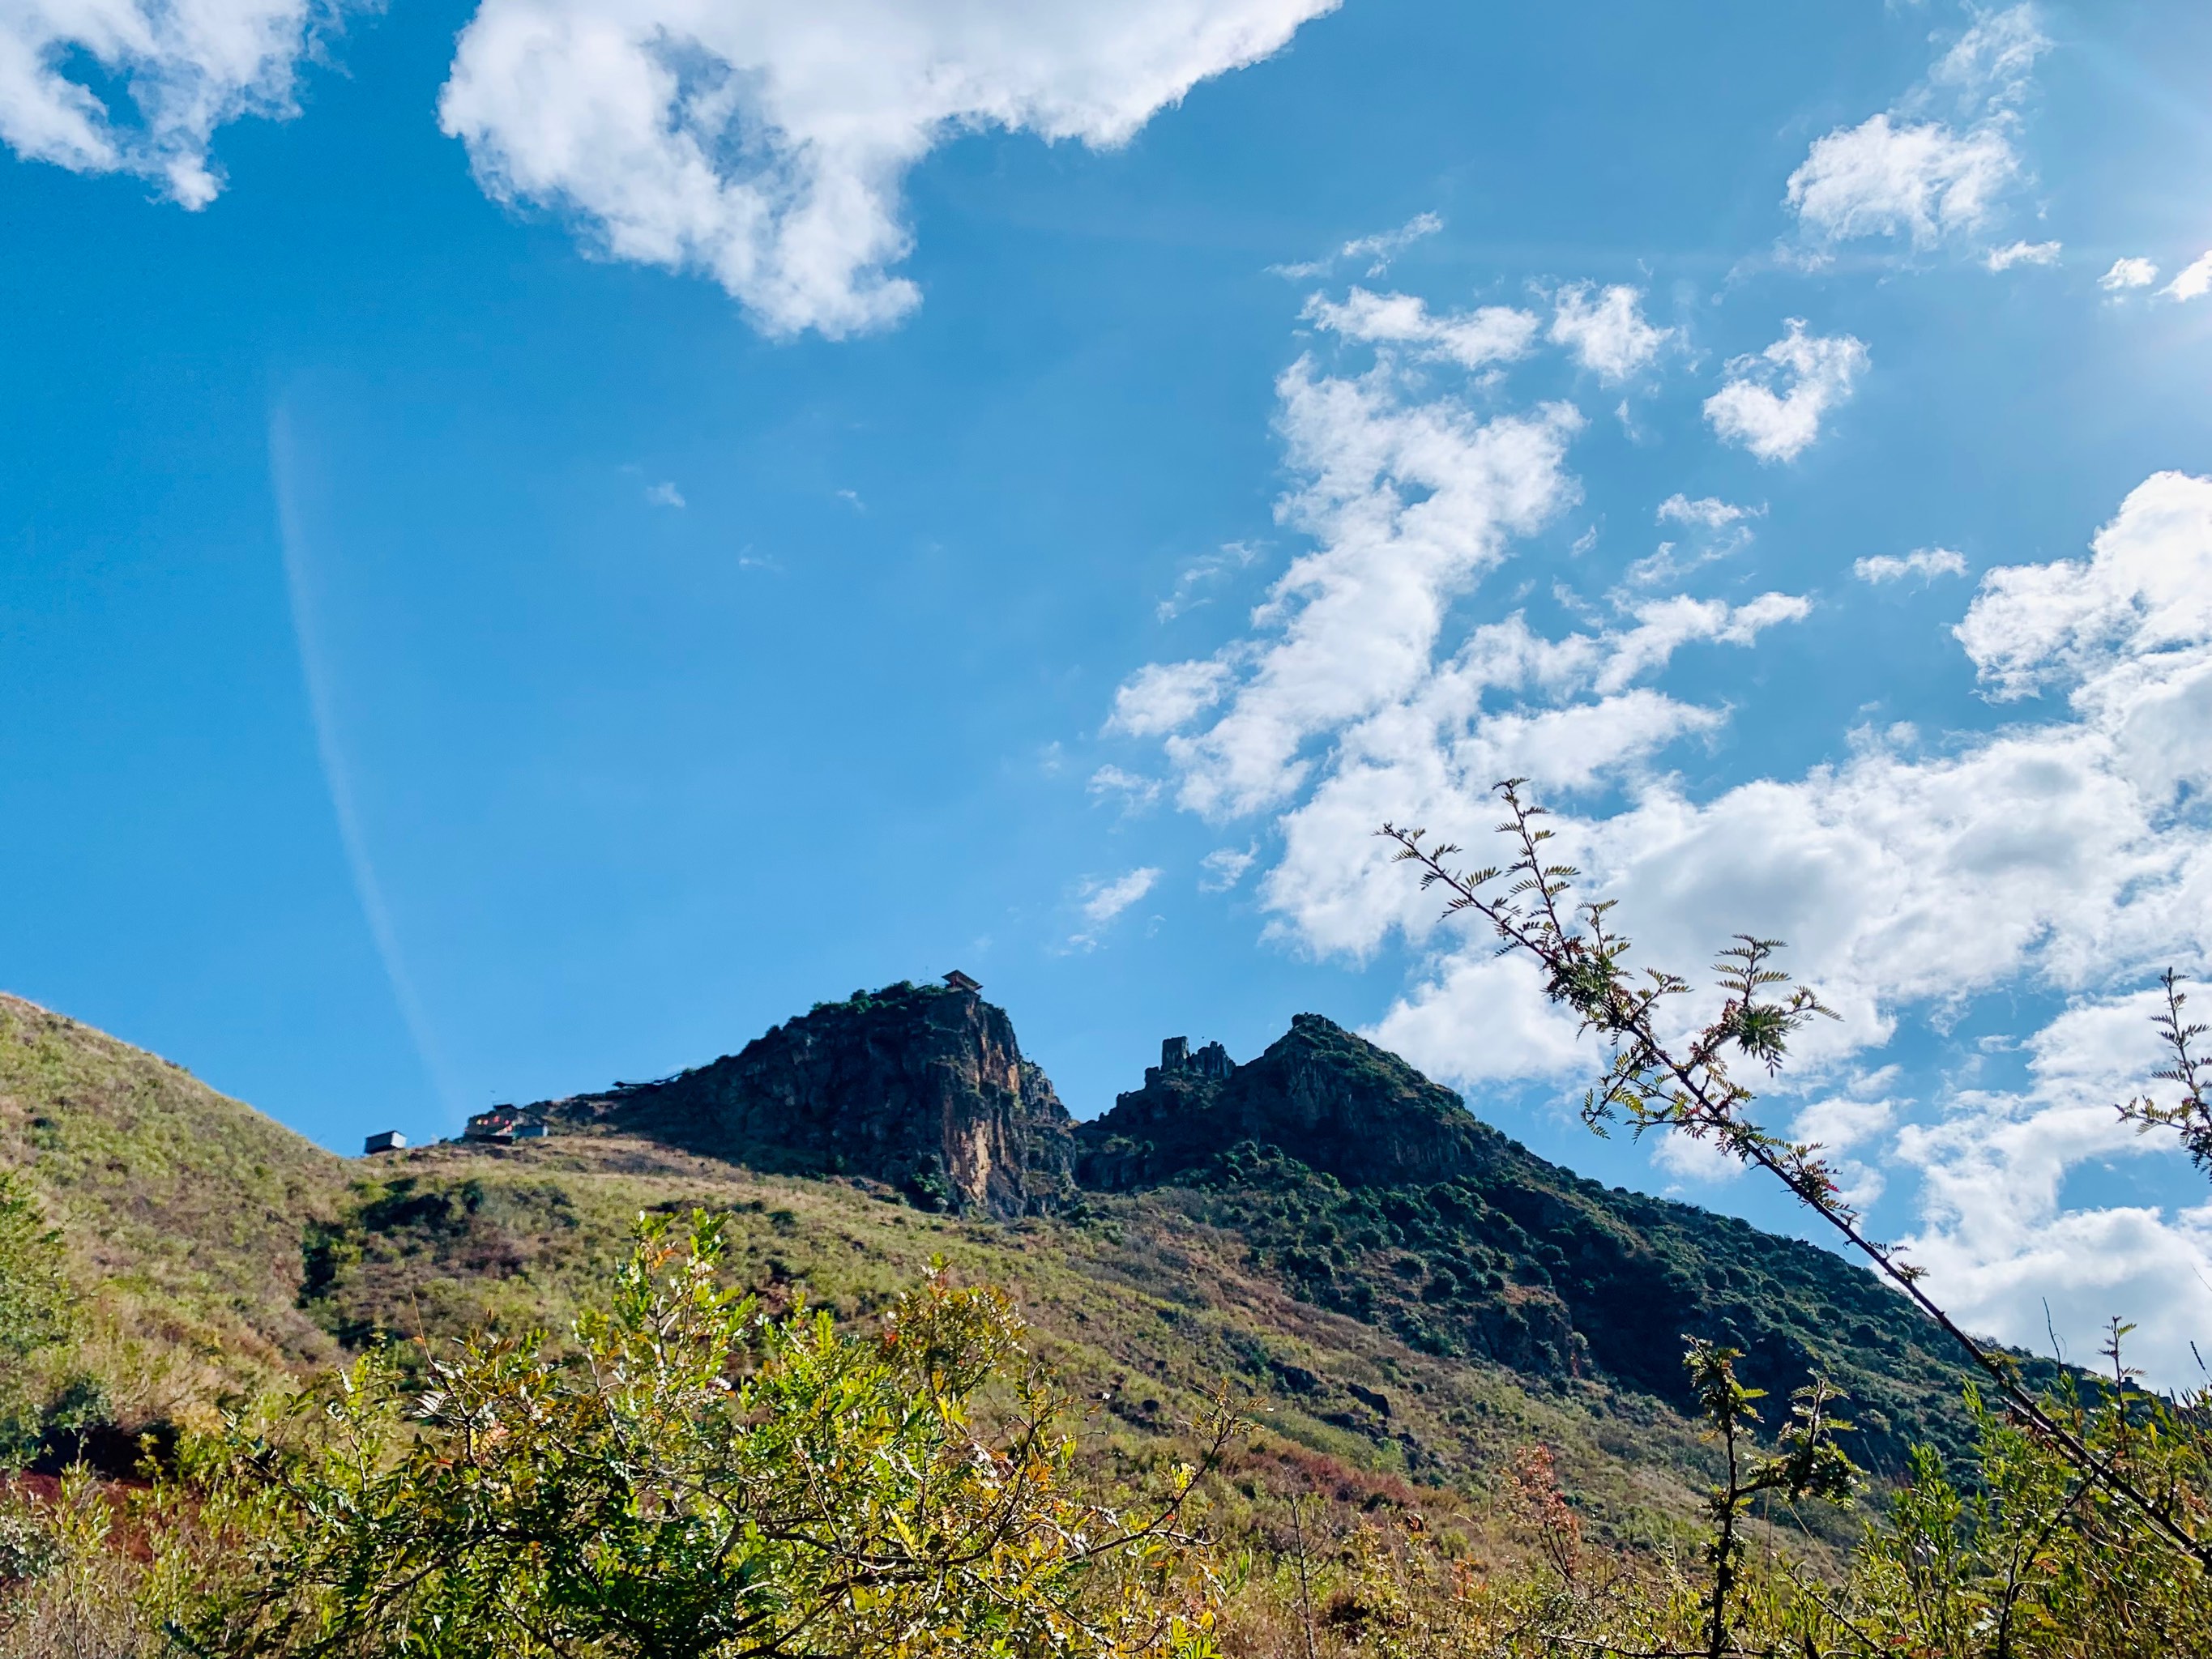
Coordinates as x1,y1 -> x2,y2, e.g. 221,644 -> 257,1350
5,0 -> 2212,1378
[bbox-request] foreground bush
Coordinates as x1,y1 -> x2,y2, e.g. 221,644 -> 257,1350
2,1213 -> 1224,1659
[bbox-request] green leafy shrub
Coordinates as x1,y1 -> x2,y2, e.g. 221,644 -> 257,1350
170,1211 -> 1232,1659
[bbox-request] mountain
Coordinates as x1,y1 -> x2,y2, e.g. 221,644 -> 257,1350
539,979 -> 1074,1218
0,978 -> 2014,1518
1078,1013 -> 1509,1188
1078,1013 -> 1999,1469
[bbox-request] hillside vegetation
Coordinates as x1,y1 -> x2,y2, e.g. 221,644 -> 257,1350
0,976 -> 2003,1550
2,976 -> 2207,1657
0,995 -> 342,1428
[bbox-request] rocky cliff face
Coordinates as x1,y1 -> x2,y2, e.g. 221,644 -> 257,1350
543,981 -> 1074,1218
1076,1013 -> 1510,1189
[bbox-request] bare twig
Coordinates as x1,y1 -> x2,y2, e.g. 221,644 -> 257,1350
1378,782 -> 2212,1573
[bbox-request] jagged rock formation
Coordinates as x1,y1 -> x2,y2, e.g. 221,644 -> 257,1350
1076,1013 -> 1509,1189
542,979 -> 1074,1218
1067,1012 -> 2007,1465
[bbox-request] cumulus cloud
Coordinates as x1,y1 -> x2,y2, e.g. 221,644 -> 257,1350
437,0 -> 1338,336
2164,253 -> 2212,303
1703,319 -> 1868,463
1787,115 -> 2018,249
1984,239 -> 2060,272
1855,548 -> 1967,584
1548,283 -> 1672,381
0,0 -> 335,204
1784,5 -> 2046,258
1955,471 -> 2212,698
1112,289 -> 2212,1378
1898,991 -> 2212,1379
1304,288 -> 1540,369
1131,362 -> 1585,819
2099,258 -> 2159,292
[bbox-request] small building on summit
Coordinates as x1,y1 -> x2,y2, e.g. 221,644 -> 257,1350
464,1107 -> 546,1143
363,1130 -> 406,1154
942,969 -> 982,993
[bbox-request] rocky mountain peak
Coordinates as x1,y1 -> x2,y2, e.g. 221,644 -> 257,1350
1077,1012 -> 1509,1190
542,979 -> 1074,1218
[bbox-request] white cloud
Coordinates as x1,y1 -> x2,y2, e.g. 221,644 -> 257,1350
1548,283 -> 1672,381
1275,211 -> 1445,279
1108,657 -> 1235,737
1652,1124 -> 1749,1186
1984,239 -> 2060,271
1955,471 -> 2212,699
1793,1094 -> 1896,1155
1927,3 -> 2048,113
2163,252 -> 2212,303
438,0 -> 1338,337
1087,765 -> 1162,811
1069,866 -> 1161,946
1305,288 -> 1540,370
1703,319 -> 1868,463
644,480 -> 685,507
1788,115 -> 2018,249
1656,494 -> 1761,531
1784,6 -> 2046,258
1128,359 -> 1584,819
1198,845 -> 1257,891
1369,953 -> 1586,1087
2099,257 -> 2159,292
1115,293 -> 2212,1379
1158,540 -> 1263,621
1898,987 -> 2212,1380
1855,547 -> 1968,584
0,0 -> 333,204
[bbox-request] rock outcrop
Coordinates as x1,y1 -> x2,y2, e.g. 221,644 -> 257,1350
543,979 -> 1074,1218
1076,1013 -> 1510,1190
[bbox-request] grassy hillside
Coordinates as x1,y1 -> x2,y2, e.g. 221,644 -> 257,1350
0,987 -> 2004,1558
302,1135 -> 1732,1542
0,994 -> 344,1423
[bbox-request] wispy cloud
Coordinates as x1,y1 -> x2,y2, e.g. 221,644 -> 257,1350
1199,845 -> 1257,891
1984,239 -> 2060,272
1275,210 -> 1442,279
644,480 -> 686,508
1087,765 -> 1162,812
1655,494 -> 1762,531
1158,540 -> 1262,621
1068,867 -> 1161,948
1855,548 -> 1968,584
